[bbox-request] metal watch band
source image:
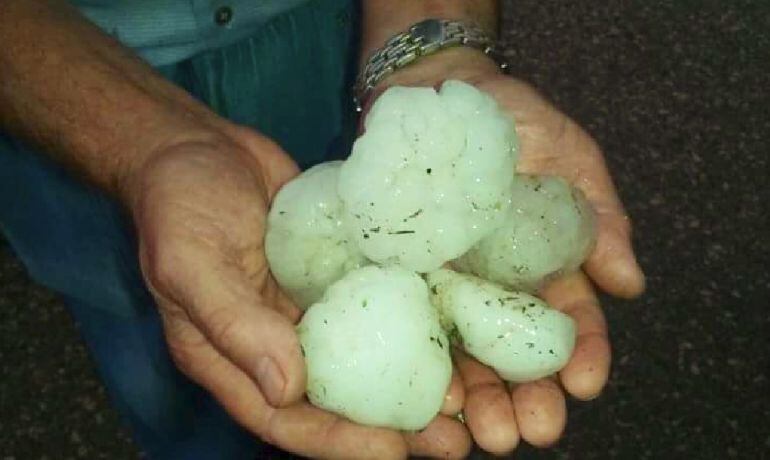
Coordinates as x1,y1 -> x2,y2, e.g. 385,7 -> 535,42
354,19 -> 509,112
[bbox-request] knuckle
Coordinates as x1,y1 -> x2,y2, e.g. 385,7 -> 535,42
163,327 -> 207,378
201,307 -> 243,350
144,240 -> 185,293
165,338 -> 196,376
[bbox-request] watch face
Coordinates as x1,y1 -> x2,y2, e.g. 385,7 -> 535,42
410,19 -> 447,45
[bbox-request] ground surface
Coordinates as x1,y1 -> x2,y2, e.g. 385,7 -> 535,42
1,0 -> 768,458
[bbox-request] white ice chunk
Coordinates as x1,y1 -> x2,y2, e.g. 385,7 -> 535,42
266,162 -> 368,309
338,81 -> 518,272
428,269 -> 576,382
297,266 -> 452,430
455,175 -> 596,292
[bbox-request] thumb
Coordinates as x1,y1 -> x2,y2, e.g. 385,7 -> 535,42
146,242 -> 306,407
583,205 -> 646,299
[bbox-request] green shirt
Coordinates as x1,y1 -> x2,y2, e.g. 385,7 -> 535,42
73,0 -> 309,66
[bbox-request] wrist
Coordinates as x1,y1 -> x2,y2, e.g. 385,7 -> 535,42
363,47 -> 503,114
379,46 -> 502,88
360,1 -> 499,64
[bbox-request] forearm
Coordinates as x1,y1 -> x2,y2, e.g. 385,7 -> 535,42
0,0 -> 225,199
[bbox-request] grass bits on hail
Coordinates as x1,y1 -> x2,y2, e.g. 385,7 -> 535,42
264,81 -> 595,430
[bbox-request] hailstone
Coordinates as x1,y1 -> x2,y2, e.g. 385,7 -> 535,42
455,175 -> 595,292
337,80 -> 518,273
297,266 -> 452,430
265,161 -> 368,309
428,269 -> 576,382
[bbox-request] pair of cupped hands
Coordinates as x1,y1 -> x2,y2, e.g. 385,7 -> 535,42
123,50 -> 645,459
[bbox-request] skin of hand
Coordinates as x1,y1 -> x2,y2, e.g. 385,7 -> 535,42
123,124 -> 472,460
370,47 -> 646,455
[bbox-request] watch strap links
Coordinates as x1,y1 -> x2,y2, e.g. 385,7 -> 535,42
354,19 -> 509,112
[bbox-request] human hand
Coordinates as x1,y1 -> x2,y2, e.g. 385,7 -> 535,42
123,126 -> 472,459
373,47 -> 646,454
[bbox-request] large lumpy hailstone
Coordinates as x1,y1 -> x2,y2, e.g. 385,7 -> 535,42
338,80 -> 518,273
455,175 -> 596,292
428,269 -> 576,382
265,162 -> 367,309
297,266 -> 452,430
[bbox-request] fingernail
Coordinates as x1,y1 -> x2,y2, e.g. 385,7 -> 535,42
257,356 -> 286,406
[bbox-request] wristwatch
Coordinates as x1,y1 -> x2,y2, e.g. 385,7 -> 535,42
354,19 -> 509,112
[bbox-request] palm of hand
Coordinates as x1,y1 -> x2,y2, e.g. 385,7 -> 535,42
131,134 -> 302,396
477,76 -> 644,296
129,131 -> 472,459
437,75 -> 645,453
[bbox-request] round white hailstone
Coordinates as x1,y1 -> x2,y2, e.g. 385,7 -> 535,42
427,269 -> 575,383
265,161 -> 368,309
297,266 -> 452,430
338,80 -> 518,273
454,175 -> 596,293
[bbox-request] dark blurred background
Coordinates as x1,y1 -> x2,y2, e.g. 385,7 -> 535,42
1,0 -> 768,458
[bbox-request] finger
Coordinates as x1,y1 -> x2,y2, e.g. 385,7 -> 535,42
263,277 -> 303,323
584,204 -> 646,298
440,368 -> 465,416
266,402 -> 408,460
144,241 -> 305,407
454,350 -> 519,455
188,259 -> 305,407
162,314 -> 408,460
504,93 -> 645,299
560,128 -> 645,299
540,271 -> 611,400
159,308 -> 277,436
510,378 -> 567,447
404,415 -> 471,459
238,239 -> 303,323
